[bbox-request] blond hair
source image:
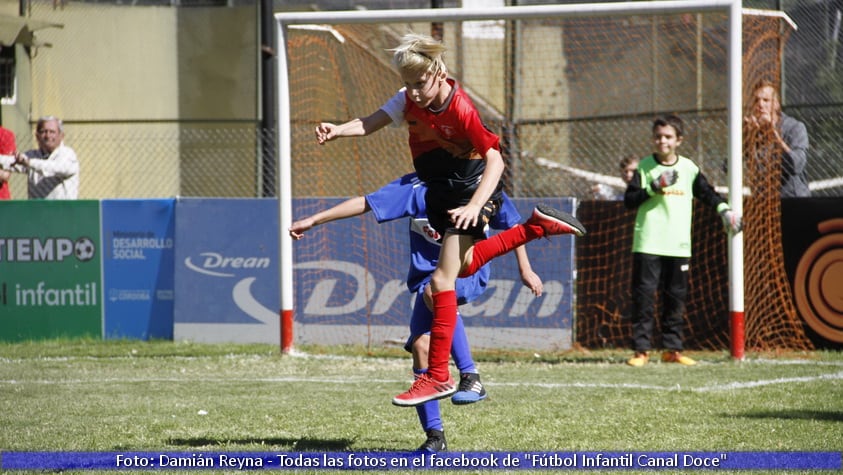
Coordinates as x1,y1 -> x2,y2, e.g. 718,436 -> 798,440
390,33 -> 448,76
751,79 -> 782,115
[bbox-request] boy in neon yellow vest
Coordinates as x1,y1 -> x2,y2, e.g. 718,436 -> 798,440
624,115 -> 741,366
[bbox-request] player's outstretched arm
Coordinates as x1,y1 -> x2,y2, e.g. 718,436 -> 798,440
514,245 -> 543,297
289,196 -> 371,240
315,110 -> 392,144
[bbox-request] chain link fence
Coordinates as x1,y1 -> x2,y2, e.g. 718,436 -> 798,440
790,106 -> 843,196
5,0 -> 842,200
513,108 -> 843,200
6,122 -> 277,199
7,108 -> 839,200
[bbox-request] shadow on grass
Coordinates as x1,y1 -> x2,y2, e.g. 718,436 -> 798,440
736,409 -> 843,422
165,437 -> 354,451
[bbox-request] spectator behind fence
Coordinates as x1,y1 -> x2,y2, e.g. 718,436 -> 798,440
0,126 -> 15,199
12,116 -> 79,199
745,80 -> 810,198
592,154 -> 640,200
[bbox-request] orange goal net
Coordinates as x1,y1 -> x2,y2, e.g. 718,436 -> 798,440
282,5 -> 814,351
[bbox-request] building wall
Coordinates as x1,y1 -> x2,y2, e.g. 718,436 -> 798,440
11,3 -> 258,199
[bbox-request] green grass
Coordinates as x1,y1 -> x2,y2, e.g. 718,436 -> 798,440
0,340 -> 841,474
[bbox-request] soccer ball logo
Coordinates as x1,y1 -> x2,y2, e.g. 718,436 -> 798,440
74,237 -> 96,262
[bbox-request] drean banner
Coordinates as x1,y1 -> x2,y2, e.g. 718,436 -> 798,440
173,198 -> 280,344
291,198 -> 577,350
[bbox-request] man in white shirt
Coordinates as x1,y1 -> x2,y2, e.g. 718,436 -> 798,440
13,116 -> 79,199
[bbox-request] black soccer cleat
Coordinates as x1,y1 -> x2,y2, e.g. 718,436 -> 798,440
418,429 -> 447,452
451,372 -> 487,405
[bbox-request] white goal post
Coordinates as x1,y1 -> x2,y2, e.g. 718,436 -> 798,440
274,0 -> 746,357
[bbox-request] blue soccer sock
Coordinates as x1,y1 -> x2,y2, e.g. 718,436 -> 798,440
450,315 -> 477,375
413,368 -> 443,431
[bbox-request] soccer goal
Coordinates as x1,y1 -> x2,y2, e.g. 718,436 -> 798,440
275,1 -> 812,357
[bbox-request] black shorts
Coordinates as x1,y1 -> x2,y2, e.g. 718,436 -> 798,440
425,188 -> 501,240
414,148 -> 503,239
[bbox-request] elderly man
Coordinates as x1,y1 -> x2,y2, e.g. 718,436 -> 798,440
13,116 -> 79,199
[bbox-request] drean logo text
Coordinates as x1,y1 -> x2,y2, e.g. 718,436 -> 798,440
185,252 -> 270,277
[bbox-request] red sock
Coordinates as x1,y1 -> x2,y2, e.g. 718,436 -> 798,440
459,224 -> 542,277
428,290 -> 457,382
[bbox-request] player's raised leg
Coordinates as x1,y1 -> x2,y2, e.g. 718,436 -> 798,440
459,203 -> 586,277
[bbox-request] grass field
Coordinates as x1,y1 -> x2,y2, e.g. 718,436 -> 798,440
1,340 -> 841,474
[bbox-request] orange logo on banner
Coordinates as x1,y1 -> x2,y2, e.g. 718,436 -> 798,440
793,218 -> 843,343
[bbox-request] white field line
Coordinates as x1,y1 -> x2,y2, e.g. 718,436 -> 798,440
691,370 -> 843,392
3,353 -> 842,365
0,352 -> 398,364
1,369 -> 842,393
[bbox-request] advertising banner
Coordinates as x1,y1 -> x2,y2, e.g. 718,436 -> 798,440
291,198 -> 576,350
0,200 -> 102,341
101,199 -> 175,340
174,199 -> 279,344
781,197 -> 843,349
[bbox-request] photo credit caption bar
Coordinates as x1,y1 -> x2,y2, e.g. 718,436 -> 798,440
1,451 -> 841,471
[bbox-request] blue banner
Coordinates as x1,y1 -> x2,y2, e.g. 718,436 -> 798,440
291,198 -> 576,330
2,451 -> 840,471
101,199 -> 175,340
173,198 -> 279,344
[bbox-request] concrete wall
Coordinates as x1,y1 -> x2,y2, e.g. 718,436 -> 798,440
9,3 -> 258,199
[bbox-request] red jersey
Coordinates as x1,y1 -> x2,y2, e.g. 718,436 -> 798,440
402,79 -> 500,161
380,79 -> 503,236
0,127 -> 14,200
381,79 -> 501,193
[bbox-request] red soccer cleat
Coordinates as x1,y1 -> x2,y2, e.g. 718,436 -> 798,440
525,204 -> 587,237
392,373 -> 456,407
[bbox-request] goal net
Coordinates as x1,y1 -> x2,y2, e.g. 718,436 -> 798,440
277,2 -> 814,352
